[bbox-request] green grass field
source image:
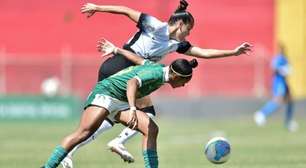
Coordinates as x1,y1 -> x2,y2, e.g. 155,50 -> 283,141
1,118 -> 305,168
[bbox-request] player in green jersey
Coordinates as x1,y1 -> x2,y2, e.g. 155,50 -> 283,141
41,40 -> 198,168
62,1 -> 251,166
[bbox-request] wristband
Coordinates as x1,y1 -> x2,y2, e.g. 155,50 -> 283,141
130,106 -> 137,111
114,47 -> 118,54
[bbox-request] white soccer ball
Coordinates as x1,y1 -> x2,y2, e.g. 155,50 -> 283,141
204,137 -> 231,164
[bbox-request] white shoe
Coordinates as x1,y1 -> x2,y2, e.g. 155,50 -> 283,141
61,155 -> 73,168
107,140 -> 135,163
254,111 -> 266,127
286,120 -> 299,132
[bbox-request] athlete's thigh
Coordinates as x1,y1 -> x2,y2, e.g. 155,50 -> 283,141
98,54 -> 135,81
272,82 -> 287,103
136,95 -> 153,109
272,80 -> 287,96
115,110 -> 155,135
79,106 -> 110,132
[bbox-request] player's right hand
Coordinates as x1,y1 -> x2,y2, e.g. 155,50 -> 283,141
81,3 -> 97,18
97,38 -> 118,57
127,107 -> 138,130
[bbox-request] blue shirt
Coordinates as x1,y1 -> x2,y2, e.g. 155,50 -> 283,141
271,53 -> 290,96
272,53 -> 290,84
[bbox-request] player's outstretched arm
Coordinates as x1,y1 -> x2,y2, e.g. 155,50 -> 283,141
97,39 -> 145,65
185,42 -> 253,59
81,3 -> 141,23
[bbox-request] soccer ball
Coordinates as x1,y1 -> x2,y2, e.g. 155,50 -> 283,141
204,137 -> 231,164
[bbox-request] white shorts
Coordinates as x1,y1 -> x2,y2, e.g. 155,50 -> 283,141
89,93 -> 129,122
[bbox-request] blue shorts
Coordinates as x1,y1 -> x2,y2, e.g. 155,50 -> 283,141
272,81 -> 288,97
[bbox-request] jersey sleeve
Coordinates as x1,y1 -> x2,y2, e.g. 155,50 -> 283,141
137,13 -> 164,33
176,41 -> 192,54
134,67 -> 162,87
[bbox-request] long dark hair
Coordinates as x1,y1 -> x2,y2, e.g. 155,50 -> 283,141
170,58 -> 198,78
168,0 -> 194,27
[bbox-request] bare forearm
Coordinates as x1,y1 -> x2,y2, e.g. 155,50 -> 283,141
188,48 -> 237,59
186,43 -> 252,59
94,5 -> 140,23
116,48 -> 144,65
198,49 -> 237,59
95,5 -> 128,14
127,79 -> 139,108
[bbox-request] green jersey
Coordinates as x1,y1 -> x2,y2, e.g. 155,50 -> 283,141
92,60 -> 166,102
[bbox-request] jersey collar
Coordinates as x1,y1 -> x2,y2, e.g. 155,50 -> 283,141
165,24 -> 170,40
163,66 -> 170,82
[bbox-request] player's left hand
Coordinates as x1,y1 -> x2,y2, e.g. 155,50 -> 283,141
234,42 -> 253,56
97,38 -> 118,57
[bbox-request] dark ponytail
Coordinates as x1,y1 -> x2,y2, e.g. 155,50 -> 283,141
175,0 -> 189,13
170,58 -> 198,77
188,59 -> 198,68
168,0 -> 194,26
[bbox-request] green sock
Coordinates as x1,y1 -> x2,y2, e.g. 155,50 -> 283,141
143,149 -> 158,168
44,145 -> 68,168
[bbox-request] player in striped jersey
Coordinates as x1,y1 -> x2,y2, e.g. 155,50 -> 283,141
61,0 -> 252,167
41,39 -> 199,168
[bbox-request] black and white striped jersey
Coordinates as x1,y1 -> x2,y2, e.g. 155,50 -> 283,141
123,13 -> 191,62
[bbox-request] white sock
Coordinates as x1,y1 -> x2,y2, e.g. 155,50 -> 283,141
115,127 -> 138,144
68,120 -> 113,157
114,112 -> 155,145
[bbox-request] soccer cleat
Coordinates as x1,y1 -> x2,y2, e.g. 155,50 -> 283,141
286,120 -> 299,132
107,140 -> 135,163
254,111 -> 266,127
61,155 -> 73,168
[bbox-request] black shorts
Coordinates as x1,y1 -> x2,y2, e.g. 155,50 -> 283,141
97,53 -> 136,81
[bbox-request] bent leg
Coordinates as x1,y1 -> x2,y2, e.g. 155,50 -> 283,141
116,110 -> 159,168
284,88 -> 294,124
61,106 -> 109,150
110,96 -> 156,144
106,106 -> 156,163
44,106 -> 109,168
113,111 -> 155,145
116,110 -> 158,151
260,96 -> 284,117
68,119 -> 113,157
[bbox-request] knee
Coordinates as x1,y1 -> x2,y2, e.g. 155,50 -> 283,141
272,97 -> 284,104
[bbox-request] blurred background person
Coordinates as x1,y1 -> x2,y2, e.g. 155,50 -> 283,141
41,76 -> 61,97
254,43 -> 298,132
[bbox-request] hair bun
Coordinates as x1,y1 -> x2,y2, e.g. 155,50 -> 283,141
175,0 -> 189,13
189,59 -> 198,68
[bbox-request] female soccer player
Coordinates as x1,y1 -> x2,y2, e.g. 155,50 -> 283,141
61,0 -> 252,166
254,44 -> 298,132
41,41 -> 199,168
